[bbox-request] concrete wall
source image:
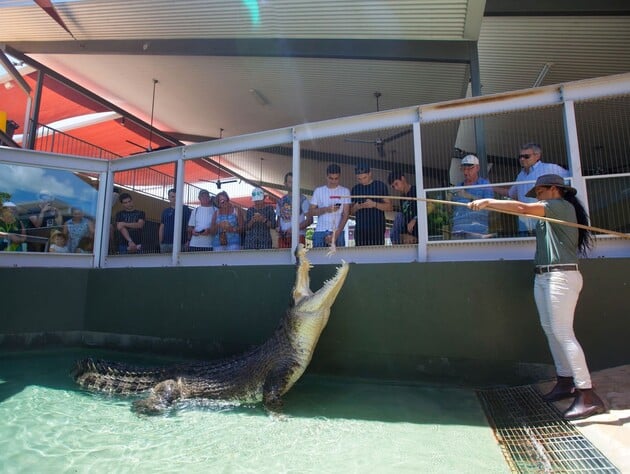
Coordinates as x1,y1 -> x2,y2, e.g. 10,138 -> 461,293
1,258 -> 628,384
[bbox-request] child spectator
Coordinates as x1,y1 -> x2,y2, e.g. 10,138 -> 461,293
48,230 -> 69,253
75,236 -> 94,253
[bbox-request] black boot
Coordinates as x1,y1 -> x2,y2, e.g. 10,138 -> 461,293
542,376 -> 576,402
563,389 -> 606,420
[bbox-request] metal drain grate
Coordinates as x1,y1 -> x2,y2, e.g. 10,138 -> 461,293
477,385 -> 620,473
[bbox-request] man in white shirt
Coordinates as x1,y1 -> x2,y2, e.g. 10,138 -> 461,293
508,143 -> 570,235
187,189 -> 215,251
309,163 -> 351,248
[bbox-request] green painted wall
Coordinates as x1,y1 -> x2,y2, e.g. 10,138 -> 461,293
85,265 -> 295,354
1,268 -> 87,333
1,258 -> 628,383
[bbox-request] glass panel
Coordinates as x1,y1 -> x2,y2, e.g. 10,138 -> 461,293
184,144 -> 292,252
481,106 -> 568,184
576,95 -> 630,177
426,183 -> 520,241
0,162 -> 98,253
300,126 -> 414,248
586,176 -> 630,234
422,105 -> 570,239
111,164 -> 176,255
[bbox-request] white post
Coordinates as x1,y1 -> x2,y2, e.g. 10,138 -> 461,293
291,128 -> 301,263
413,112 -> 427,262
562,95 -> 589,216
173,155 -> 185,265
96,169 -> 115,268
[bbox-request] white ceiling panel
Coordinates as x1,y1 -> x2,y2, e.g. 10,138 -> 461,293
31,53 -> 469,138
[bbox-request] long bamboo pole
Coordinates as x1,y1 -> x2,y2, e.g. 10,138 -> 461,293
0,231 -> 48,243
331,194 -> 630,240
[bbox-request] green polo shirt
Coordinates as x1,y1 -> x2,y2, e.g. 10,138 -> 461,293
534,199 -> 579,266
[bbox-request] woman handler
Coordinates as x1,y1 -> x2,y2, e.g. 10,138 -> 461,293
469,174 -> 605,421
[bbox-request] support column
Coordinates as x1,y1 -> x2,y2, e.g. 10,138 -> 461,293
291,128 -> 301,263
26,71 -> 45,150
469,42 -> 487,177
562,96 -> 589,216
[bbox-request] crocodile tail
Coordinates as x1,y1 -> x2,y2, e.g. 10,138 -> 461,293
72,357 -> 166,395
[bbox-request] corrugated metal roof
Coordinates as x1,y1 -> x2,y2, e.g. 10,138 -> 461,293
0,0 -> 476,42
1,0 -> 628,164
479,16 -> 630,94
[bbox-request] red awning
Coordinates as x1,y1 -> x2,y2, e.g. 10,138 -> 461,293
1,70 -> 239,190
0,71 -> 171,157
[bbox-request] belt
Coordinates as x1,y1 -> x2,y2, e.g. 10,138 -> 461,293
535,264 -> 578,274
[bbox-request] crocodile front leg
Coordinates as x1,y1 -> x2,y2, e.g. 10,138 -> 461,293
262,362 -> 297,413
132,379 -> 184,415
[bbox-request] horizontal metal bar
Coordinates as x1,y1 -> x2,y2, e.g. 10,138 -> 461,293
421,86 -> 562,122
561,72 -> 630,102
108,146 -> 184,172
294,107 -> 419,141
184,127 -> 293,159
0,146 -> 107,173
6,38 -> 476,63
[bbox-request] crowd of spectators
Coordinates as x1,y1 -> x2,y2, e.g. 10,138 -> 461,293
1,143 -> 571,254
1,190 -> 94,254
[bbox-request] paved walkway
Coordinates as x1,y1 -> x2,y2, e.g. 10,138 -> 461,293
538,365 -> 630,472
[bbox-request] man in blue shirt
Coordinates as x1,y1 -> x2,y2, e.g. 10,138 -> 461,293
159,188 -> 192,253
508,143 -> 569,235
450,154 -> 494,238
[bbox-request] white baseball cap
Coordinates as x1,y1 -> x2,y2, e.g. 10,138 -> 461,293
251,187 -> 265,202
39,190 -> 53,201
460,155 -> 479,166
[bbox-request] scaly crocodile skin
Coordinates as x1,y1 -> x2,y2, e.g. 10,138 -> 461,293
73,245 -> 349,414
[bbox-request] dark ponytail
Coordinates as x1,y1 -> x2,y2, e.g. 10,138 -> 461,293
564,193 -> 593,256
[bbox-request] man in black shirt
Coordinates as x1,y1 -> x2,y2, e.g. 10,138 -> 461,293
159,188 -> 192,253
115,193 -> 145,254
388,171 -> 418,244
351,163 -> 392,246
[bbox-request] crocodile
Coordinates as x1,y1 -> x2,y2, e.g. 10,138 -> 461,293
73,244 -> 349,414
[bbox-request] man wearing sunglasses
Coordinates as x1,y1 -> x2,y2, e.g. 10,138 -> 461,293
507,143 -> 569,236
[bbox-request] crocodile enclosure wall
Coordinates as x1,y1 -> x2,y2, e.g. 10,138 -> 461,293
2,258 -> 628,386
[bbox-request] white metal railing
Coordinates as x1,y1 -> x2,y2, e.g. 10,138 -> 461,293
1,72 -> 629,268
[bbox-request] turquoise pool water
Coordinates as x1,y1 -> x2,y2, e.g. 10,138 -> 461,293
0,349 -> 508,473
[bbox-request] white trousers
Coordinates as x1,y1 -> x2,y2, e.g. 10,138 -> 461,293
534,270 -> 592,389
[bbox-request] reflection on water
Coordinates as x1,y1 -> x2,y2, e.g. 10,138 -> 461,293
0,349 -> 508,473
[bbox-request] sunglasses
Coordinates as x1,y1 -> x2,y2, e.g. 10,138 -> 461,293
518,154 -> 532,159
